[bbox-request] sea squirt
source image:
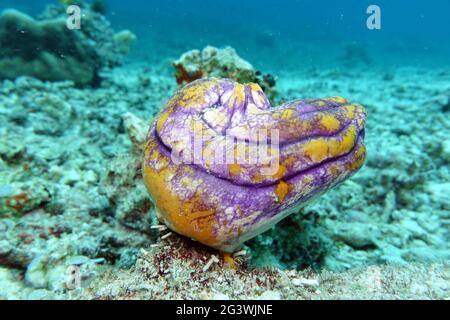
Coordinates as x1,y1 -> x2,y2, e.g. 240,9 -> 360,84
143,78 -> 366,252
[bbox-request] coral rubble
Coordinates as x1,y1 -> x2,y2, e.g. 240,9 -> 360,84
0,64 -> 449,299
173,46 -> 277,101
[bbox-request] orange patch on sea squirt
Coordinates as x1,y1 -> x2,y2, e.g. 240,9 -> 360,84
275,181 -> 290,202
271,164 -> 286,180
319,114 -> 340,131
233,84 -> 246,105
178,79 -> 219,109
143,153 -> 220,248
328,96 -> 348,104
301,125 -> 357,163
346,145 -> 366,172
156,108 -> 171,133
228,163 -> 241,176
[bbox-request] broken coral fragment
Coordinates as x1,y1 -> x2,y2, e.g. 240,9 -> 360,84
173,46 -> 276,101
114,30 -> 137,55
143,78 -> 367,252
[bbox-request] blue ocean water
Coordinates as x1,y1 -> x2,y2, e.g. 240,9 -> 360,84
2,0 -> 449,70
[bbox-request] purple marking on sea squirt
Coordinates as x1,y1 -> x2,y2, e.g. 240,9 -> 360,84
143,78 -> 367,253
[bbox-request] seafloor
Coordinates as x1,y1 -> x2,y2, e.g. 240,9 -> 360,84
0,59 -> 449,299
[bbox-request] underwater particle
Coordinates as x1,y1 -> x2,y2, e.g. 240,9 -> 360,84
143,78 -> 367,253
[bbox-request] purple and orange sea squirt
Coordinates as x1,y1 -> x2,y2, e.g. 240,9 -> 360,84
143,78 -> 366,253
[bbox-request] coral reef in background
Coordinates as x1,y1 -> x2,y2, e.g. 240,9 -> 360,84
0,2 -> 135,86
173,46 -> 277,101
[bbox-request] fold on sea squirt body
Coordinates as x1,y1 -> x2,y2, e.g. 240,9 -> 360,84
143,78 -> 367,253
